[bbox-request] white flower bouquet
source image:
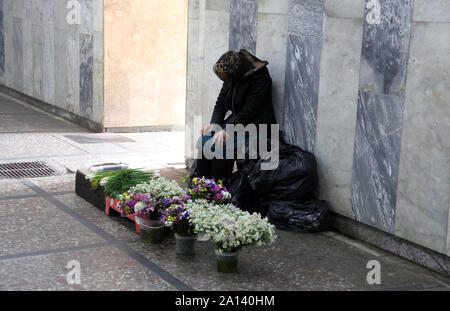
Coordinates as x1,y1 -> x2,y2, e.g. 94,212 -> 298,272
186,199 -> 277,253
129,177 -> 186,201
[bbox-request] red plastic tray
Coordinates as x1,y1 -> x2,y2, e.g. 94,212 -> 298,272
105,196 -> 141,234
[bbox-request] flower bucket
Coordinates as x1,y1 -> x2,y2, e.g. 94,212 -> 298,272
196,232 -> 210,242
215,249 -> 239,273
175,233 -> 196,256
140,219 -> 165,244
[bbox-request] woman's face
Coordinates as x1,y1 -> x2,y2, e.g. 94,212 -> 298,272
213,51 -> 241,82
213,62 -> 231,82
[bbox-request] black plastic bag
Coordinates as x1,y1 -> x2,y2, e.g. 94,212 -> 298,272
247,141 -> 318,202
189,158 -> 203,180
266,200 -> 332,232
225,159 -> 265,215
226,136 -> 330,231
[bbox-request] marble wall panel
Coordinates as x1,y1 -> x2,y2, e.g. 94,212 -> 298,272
94,0 -> 104,32
324,0 -> 365,18
92,30 -> 103,124
258,0 -> 289,14
188,0 -> 200,19
395,22 -> 450,254
282,0 -> 324,152
315,16 -> 363,218
0,0 -> 100,124
54,0 -> 66,30
42,0 -> 55,103
67,25 -> 80,115
351,0 -> 413,233
31,24 -> 44,99
12,17 -> 23,92
0,1 -> 4,78
185,0 -> 201,159
229,0 -> 258,53
80,0 -> 94,35
11,0 -> 24,18
206,0 -> 230,11
79,33 -> 94,119
412,0 -> 450,23
256,13 -> 289,126
22,0 -> 32,96
54,28 -> 69,111
3,0 -> 13,87
31,0 -> 44,26
201,8 -> 230,126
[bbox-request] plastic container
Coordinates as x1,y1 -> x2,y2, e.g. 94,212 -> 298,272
175,233 -> 196,256
215,249 -> 239,273
140,219 -> 165,244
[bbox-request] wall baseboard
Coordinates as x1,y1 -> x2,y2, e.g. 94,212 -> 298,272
105,125 -> 185,133
332,212 -> 450,276
0,84 -> 104,132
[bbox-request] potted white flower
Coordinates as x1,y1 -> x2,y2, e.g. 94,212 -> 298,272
187,200 -> 277,273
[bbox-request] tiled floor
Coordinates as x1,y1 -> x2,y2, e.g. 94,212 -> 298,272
0,92 -> 449,291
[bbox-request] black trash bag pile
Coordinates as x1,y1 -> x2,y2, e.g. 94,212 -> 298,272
247,141 -> 318,203
263,200 -> 332,232
226,137 -> 332,232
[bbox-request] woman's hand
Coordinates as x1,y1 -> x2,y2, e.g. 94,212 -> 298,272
212,130 -> 228,147
200,125 -> 213,135
201,124 -> 223,136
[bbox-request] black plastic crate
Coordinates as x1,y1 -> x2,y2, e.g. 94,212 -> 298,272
75,170 -> 106,211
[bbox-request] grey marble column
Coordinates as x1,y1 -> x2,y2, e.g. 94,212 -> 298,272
282,0 -> 324,152
0,0 -> 4,77
79,33 -> 93,119
79,0 -> 94,119
12,17 -> 23,92
229,0 -> 258,53
351,0 -> 413,233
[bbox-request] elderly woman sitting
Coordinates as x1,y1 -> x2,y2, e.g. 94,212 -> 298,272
190,49 -> 276,181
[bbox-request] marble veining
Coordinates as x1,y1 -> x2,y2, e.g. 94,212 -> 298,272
67,26 -> 80,115
22,0 -> 33,96
12,17 -> 23,92
352,90 -> 404,232
282,0 -> 324,152
32,26 -> 44,99
288,0 -> 324,37
80,0 -> 94,35
229,0 -> 258,53
0,2 -> 5,77
79,33 -> 93,119
42,0 -> 55,103
54,29 -> 69,112
351,0 -> 413,233
359,0 -> 414,96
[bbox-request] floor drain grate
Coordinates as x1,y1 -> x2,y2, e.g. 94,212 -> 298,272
0,161 -> 56,179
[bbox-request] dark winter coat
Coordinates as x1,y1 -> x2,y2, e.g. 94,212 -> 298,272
210,50 -> 276,128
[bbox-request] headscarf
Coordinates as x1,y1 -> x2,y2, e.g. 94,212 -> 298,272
213,51 -> 242,82
213,50 -> 268,83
